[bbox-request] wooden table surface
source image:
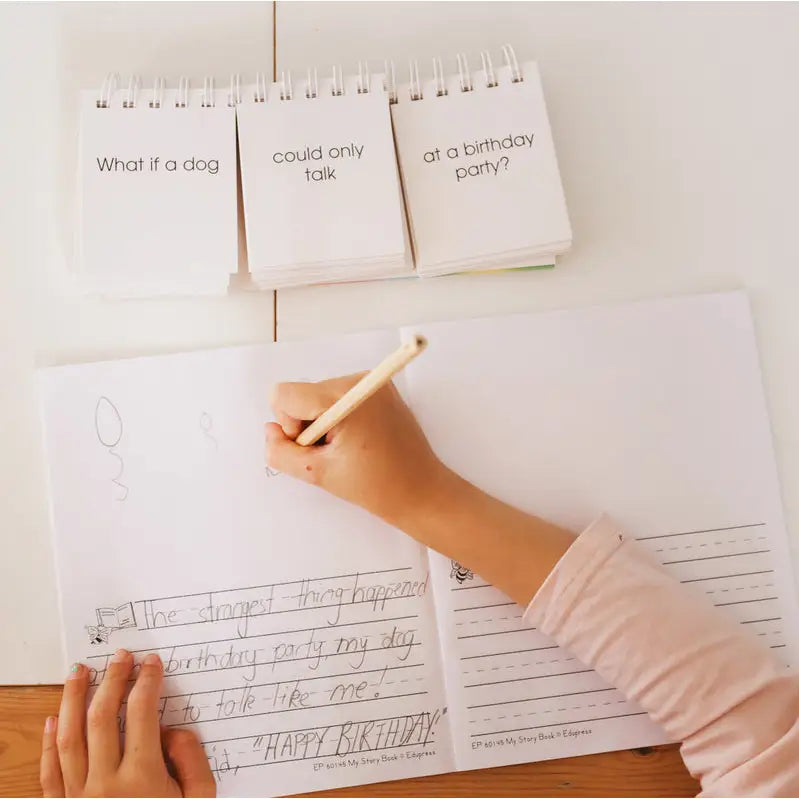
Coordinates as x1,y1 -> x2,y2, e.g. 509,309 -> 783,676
0,686 -> 698,798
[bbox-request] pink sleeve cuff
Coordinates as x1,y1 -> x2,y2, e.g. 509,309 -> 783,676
519,513 -> 799,797
523,513 -> 626,633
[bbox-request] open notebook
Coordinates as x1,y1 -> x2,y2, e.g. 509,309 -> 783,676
38,292 -> 798,796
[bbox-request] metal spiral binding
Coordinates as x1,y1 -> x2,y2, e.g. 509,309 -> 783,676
149,77 -> 165,109
357,61 -> 370,94
91,49 -> 521,110
403,45 -> 524,101
481,51 -> 498,89
95,74 -> 239,108
254,73 -> 267,103
95,73 -> 119,108
383,60 -> 398,104
456,53 -> 473,93
228,74 -> 241,107
279,70 -> 293,101
432,57 -> 447,97
306,67 -> 318,99
331,65 -> 344,97
201,77 -> 215,108
408,60 -> 422,101
122,76 -> 139,108
502,44 -> 523,83
175,77 -> 190,108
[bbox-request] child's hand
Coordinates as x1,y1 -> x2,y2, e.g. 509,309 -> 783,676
266,376 -> 446,527
41,651 -> 215,797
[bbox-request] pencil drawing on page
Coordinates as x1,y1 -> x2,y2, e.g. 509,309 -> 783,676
85,601 -> 136,644
94,396 -> 128,501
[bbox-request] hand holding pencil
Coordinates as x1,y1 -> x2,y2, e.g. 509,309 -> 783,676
265,335 -> 442,526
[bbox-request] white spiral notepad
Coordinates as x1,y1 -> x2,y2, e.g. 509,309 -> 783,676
237,68 -> 412,289
77,76 -> 238,297
391,49 -> 572,276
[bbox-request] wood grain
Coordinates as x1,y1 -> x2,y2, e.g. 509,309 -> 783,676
0,685 -> 699,798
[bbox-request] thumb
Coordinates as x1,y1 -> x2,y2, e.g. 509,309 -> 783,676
269,375 -> 364,430
265,422 -> 325,484
162,728 -> 216,797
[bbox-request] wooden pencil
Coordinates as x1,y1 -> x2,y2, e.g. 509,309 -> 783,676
296,334 -> 428,446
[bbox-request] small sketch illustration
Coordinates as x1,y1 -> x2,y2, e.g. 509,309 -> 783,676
450,560 -> 474,584
265,465 -> 281,478
94,396 -> 128,501
199,411 -> 218,450
87,625 -> 111,645
85,601 -> 136,644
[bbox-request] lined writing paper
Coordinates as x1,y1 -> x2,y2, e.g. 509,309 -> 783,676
405,291 -> 799,770
427,553 -> 661,769
39,332 -> 455,796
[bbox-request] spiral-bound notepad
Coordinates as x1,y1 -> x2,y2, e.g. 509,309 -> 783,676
237,68 -> 412,289
76,47 -> 571,294
391,48 -> 572,276
77,76 -> 238,297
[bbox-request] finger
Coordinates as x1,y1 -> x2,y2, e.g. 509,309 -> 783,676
265,423 -> 325,484
86,648 -> 133,774
274,409 -> 303,440
163,728 -> 217,797
269,381 -> 331,424
269,374 -> 367,441
56,663 -> 89,794
40,716 -> 65,798
122,653 -> 164,767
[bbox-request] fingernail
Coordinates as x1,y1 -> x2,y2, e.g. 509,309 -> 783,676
45,716 -> 57,733
110,648 -> 130,663
67,663 -> 84,680
143,653 -> 162,669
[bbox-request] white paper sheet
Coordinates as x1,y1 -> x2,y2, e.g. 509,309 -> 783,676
38,331 -> 454,796
402,291 -> 799,770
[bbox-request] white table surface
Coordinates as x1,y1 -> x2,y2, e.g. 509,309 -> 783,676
2,1 -> 798,684
0,1 -> 274,684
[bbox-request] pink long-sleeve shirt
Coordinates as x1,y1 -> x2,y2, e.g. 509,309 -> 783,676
524,515 -> 799,797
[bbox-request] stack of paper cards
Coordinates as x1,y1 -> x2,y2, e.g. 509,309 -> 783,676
77,76 -> 237,297
237,70 -> 412,289
391,52 -> 572,276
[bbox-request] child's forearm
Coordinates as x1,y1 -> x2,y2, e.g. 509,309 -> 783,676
389,465 -> 577,608
527,516 -> 799,796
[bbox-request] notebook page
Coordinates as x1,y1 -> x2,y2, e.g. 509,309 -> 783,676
38,333 -> 454,796
402,292 -> 799,770
78,85 -> 236,296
